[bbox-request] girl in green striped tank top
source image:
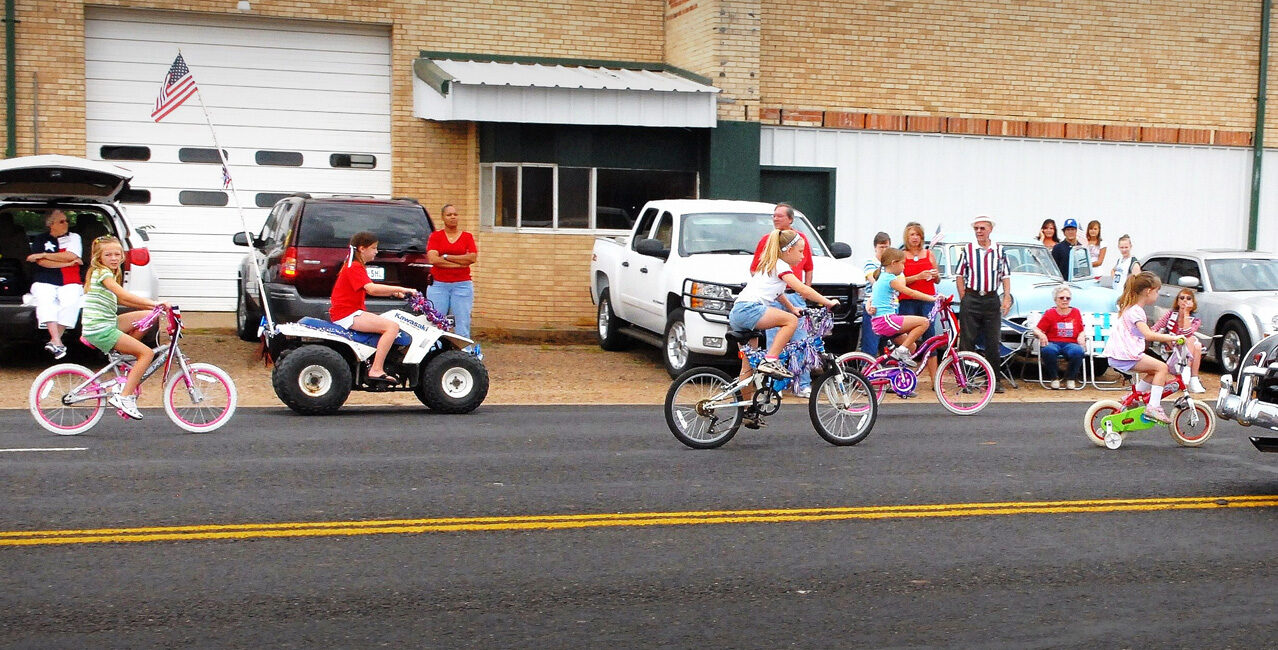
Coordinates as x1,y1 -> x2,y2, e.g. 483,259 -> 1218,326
81,236 -> 165,420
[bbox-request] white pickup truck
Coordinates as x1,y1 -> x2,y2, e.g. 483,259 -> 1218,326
589,199 -> 863,376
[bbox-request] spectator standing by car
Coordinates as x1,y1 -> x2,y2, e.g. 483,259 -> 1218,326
1032,285 -> 1086,389
26,210 -> 83,359
1107,234 -> 1141,290
749,203 -> 814,396
1085,220 -> 1106,270
1051,218 -> 1085,278
1036,219 -> 1060,249
426,204 -> 478,339
1153,287 -> 1207,394
860,231 -> 891,355
900,222 -> 939,385
955,216 -> 1012,393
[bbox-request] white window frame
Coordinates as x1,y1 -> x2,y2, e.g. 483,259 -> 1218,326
479,163 -> 697,234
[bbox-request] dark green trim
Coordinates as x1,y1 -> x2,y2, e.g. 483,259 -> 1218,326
705,121 -> 761,200
5,0 -> 16,158
479,123 -> 706,171
417,50 -> 715,87
1248,0 -> 1270,251
413,58 -> 453,96
760,165 -> 838,236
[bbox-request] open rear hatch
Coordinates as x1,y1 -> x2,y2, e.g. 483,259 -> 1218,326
0,154 -> 133,204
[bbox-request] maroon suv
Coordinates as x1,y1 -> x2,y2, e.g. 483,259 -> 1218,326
233,195 -> 435,340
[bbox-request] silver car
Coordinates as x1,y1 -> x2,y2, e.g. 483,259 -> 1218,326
1141,250 -> 1278,375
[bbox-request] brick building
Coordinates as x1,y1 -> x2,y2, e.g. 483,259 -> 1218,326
2,1 -> 1275,332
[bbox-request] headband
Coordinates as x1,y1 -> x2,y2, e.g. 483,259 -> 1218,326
780,234 -> 800,252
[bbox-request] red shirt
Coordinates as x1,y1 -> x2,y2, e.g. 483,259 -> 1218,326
750,233 -> 814,281
1036,307 -> 1084,344
329,262 -> 371,321
902,250 -> 937,297
427,231 -> 477,283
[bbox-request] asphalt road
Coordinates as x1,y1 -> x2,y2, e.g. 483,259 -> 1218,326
1,403 -> 1275,648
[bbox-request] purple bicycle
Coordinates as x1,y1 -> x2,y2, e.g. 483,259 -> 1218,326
837,295 -> 996,415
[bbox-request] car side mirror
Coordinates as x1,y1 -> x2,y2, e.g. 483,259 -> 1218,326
828,242 -> 852,259
232,232 -> 263,248
635,237 -> 669,259
1179,276 -> 1201,290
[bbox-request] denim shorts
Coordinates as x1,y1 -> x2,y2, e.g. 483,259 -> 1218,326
729,300 -> 768,331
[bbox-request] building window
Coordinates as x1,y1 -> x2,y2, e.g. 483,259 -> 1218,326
100,145 -> 150,161
118,189 -> 152,204
255,192 -> 294,208
178,190 -> 229,206
480,164 -> 696,232
256,150 -> 303,167
178,148 -> 228,163
330,153 -> 377,169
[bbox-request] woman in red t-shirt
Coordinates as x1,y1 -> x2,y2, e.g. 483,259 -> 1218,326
899,222 -> 940,384
426,204 -> 479,339
331,231 -> 419,383
1031,285 -> 1087,389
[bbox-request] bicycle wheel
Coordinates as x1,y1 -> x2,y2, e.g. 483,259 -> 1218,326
809,369 -> 877,446
29,363 -> 104,435
163,363 -> 238,433
934,351 -> 995,415
664,367 -> 742,449
1169,401 -> 1216,447
1083,399 -> 1125,447
836,351 -> 887,400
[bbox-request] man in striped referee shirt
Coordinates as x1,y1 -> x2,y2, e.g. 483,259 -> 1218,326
955,216 -> 1013,393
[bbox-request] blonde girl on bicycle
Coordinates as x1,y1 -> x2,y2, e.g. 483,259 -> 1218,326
81,236 -> 164,420
1102,271 -> 1184,424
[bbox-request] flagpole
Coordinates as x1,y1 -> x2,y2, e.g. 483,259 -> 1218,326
184,60 -> 277,335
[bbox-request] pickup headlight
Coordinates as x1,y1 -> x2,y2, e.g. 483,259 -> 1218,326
687,280 -> 736,313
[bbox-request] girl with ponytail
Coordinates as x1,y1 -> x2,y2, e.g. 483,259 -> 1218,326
1102,271 -> 1184,423
330,231 -> 419,384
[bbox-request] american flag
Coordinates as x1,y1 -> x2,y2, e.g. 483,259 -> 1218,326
151,54 -> 198,122
221,163 -> 232,189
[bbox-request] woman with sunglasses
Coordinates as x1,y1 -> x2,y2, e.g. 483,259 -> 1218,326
1152,288 -> 1206,393
1031,284 -> 1086,389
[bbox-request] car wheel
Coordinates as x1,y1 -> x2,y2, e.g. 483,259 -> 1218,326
416,350 -> 489,413
596,289 -> 629,351
235,281 -> 263,342
663,309 -> 693,378
271,345 -> 352,415
1218,321 -> 1251,376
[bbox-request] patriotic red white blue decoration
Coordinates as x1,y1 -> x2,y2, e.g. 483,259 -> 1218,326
151,53 -> 198,122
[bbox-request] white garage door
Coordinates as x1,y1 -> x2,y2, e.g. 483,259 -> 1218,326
85,8 -> 392,310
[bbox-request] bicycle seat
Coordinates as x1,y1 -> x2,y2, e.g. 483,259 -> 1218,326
726,329 -> 767,345
297,317 -> 412,347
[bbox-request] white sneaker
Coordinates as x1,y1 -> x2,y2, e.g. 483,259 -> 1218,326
793,386 -> 811,399
108,393 -> 143,420
1188,377 -> 1206,394
1050,379 -> 1061,390
756,359 -> 793,379
890,346 -> 918,367
1066,379 -> 1078,390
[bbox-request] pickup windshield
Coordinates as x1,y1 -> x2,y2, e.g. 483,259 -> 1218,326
679,212 -> 829,257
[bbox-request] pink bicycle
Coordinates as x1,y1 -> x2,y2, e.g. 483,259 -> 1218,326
836,295 -> 996,415
29,305 -> 237,434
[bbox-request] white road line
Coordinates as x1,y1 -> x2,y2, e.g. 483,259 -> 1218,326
0,447 -> 89,453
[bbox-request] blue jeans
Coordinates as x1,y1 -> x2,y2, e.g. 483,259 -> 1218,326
859,302 -> 880,356
897,298 -> 936,340
1040,341 -> 1084,380
767,292 -> 810,392
427,280 -> 474,339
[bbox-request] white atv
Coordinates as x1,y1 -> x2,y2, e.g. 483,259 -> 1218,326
265,297 -> 487,415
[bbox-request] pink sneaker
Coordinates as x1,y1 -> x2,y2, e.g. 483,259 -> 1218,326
1144,405 -> 1171,424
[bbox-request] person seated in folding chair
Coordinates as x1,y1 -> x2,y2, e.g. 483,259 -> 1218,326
1031,284 -> 1087,390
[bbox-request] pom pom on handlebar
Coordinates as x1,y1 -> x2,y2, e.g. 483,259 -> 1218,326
131,304 -> 167,331
405,292 -> 454,332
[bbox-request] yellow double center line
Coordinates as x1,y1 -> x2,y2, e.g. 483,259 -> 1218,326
3,494 -> 1275,548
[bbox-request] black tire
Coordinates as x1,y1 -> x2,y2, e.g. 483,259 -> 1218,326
809,369 -> 878,446
596,288 -> 629,351
235,281 -> 263,342
664,366 -> 742,449
271,345 -> 352,415
1218,320 -> 1251,376
663,309 -> 693,378
416,350 -> 489,414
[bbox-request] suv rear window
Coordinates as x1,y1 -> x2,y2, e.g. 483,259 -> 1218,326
296,203 -> 433,251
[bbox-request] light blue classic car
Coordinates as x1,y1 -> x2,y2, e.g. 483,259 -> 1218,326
931,235 -> 1120,322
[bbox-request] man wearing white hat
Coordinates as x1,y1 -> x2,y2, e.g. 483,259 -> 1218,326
954,215 -> 1013,393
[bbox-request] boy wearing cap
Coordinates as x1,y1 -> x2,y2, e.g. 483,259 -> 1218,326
1051,218 -> 1085,278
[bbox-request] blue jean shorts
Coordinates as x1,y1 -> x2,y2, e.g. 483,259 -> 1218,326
729,301 -> 768,331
